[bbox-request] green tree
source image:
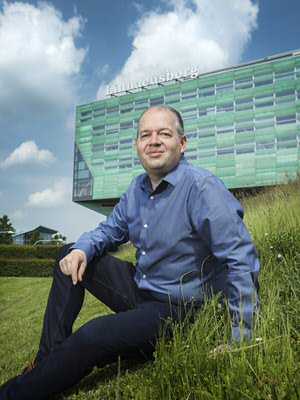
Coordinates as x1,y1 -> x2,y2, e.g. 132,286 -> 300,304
0,215 -> 15,244
29,229 -> 41,245
52,233 -> 67,244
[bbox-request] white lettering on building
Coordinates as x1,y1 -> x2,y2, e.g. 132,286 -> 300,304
106,66 -> 198,96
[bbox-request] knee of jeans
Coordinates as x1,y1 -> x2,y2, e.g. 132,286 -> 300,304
57,243 -> 75,261
71,322 -> 100,352
53,243 -> 75,276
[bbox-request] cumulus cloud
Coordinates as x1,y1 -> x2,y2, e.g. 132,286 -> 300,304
0,1 -> 86,120
26,178 -> 72,208
97,0 -> 258,98
0,140 -> 56,168
11,210 -> 28,220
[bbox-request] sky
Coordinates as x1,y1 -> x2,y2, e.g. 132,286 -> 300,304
0,0 -> 299,242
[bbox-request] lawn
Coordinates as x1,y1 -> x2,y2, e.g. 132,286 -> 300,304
0,177 -> 299,399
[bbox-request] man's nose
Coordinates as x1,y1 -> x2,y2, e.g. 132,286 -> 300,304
149,132 -> 161,145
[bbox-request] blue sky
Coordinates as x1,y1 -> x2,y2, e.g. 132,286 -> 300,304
0,0 -> 299,241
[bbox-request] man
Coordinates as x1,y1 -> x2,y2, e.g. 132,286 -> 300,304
0,106 -> 260,399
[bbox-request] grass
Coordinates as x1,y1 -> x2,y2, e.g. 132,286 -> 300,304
0,177 -> 300,399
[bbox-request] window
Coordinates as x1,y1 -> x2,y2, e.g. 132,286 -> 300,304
216,102 -> 233,113
216,83 -> 233,93
135,98 -> 149,111
120,103 -> 134,114
235,97 -> 253,111
235,76 -> 253,90
185,128 -> 197,138
105,143 -> 118,152
277,135 -> 297,149
92,143 -> 104,155
120,121 -> 133,131
276,114 -> 296,125
106,106 -> 119,116
120,138 -> 133,149
80,110 -> 93,122
275,90 -> 295,105
198,124 -> 215,134
216,124 -> 234,135
165,91 -> 180,105
104,159 -> 118,171
119,157 -> 133,169
93,125 -> 105,134
236,143 -> 254,154
275,71 -> 295,81
217,147 -> 234,155
181,105 -> 197,120
254,115 -> 274,130
150,97 -> 164,106
181,89 -> 197,100
255,101 -> 274,109
254,75 -> 273,87
93,107 -> 105,119
105,122 -> 119,135
256,140 -> 275,151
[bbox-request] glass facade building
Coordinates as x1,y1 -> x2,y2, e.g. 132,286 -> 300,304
74,50 -> 300,215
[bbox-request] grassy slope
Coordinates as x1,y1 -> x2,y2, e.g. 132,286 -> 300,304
0,178 -> 299,399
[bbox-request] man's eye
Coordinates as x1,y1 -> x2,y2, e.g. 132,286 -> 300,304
140,133 -> 150,140
159,132 -> 172,138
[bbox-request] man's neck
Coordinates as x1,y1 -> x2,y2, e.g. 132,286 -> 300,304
150,177 -> 163,191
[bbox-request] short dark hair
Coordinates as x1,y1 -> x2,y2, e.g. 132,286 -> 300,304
137,106 -> 184,138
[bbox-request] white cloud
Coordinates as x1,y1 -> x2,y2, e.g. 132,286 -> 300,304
0,140 -> 56,168
97,0 -> 258,99
11,210 -> 28,220
0,1 -> 86,120
26,178 -> 71,208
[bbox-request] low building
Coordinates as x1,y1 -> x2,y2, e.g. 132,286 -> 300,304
12,226 -> 58,245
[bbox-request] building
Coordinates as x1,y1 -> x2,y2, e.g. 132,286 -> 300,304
12,226 -> 58,245
73,50 -> 300,215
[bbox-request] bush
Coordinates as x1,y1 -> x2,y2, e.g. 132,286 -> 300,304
0,259 -> 54,277
0,244 -> 62,260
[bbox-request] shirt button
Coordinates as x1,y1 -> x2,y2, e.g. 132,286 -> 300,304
150,196 -> 154,200
141,251 -> 146,255
143,224 -> 148,228
142,274 -> 146,279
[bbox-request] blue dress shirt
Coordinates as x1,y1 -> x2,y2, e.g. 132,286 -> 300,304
72,156 -> 260,340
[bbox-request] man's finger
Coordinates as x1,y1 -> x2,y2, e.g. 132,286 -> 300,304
71,267 -> 78,285
77,261 -> 87,282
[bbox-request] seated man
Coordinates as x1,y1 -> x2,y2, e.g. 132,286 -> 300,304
0,106 -> 260,399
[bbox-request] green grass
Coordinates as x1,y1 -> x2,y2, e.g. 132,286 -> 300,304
0,178 -> 300,399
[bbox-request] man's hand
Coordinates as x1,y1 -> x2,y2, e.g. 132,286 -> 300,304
59,249 -> 87,285
209,344 -> 232,357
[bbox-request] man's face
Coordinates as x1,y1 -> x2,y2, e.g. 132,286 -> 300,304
136,108 -> 186,182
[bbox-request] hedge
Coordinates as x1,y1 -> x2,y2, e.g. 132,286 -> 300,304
0,259 -> 54,277
0,244 -> 62,260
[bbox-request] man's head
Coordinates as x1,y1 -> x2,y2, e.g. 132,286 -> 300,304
137,106 -> 184,139
135,106 -> 186,188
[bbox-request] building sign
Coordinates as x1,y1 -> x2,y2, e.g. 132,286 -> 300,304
106,66 -> 198,96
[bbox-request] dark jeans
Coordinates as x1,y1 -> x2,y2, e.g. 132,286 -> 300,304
0,244 -> 195,399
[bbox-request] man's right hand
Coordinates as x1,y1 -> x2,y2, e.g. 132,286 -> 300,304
59,249 -> 87,285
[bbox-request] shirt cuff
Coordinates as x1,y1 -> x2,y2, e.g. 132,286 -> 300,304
68,241 -> 94,263
232,325 -> 252,342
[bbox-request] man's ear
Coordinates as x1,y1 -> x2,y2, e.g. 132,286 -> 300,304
181,135 -> 187,153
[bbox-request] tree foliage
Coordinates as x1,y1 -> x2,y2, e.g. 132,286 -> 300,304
0,215 -> 15,244
28,229 -> 41,245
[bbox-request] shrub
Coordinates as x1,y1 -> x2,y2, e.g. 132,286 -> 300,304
0,259 -> 54,277
0,244 -> 62,260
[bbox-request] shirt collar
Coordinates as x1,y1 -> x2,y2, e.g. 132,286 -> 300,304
140,155 -> 189,192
